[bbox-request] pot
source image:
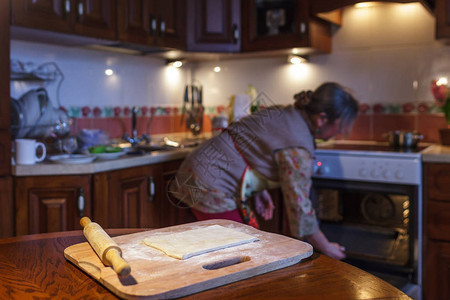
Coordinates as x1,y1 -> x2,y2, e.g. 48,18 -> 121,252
383,130 -> 423,148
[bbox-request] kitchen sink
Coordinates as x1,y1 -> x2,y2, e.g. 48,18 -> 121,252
123,144 -> 178,155
121,136 -> 208,155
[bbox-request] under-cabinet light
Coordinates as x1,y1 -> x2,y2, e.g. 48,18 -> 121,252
354,2 -> 379,8
288,54 -> 307,65
166,59 -> 184,68
105,69 -> 114,76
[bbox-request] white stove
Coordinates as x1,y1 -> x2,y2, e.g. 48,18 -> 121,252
313,142 -> 424,185
311,140 -> 428,300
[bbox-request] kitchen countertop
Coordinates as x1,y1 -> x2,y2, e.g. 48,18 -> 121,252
421,144 -> 450,163
12,139 -> 449,177
12,133 -> 208,176
12,148 -> 193,176
0,228 -> 411,300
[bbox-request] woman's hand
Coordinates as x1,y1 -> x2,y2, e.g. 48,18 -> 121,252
305,229 -> 346,260
254,190 -> 275,221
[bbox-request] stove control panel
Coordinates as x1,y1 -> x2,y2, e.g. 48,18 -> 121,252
312,153 -> 421,185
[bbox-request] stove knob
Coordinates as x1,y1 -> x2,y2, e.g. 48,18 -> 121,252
359,168 -> 368,177
382,170 -> 392,179
395,170 -> 404,179
313,164 -> 320,174
314,166 -> 324,176
370,169 -> 380,178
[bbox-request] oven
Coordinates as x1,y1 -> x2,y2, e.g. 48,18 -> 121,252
312,141 -> 425,300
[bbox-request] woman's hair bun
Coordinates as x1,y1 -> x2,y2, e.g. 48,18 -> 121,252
294,90 -> 313,109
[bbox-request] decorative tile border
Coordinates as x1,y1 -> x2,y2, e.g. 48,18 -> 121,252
358,101 -> 442,115
66,102 -> 448,143
64,102 -> 445,119
63,105 -> 227,118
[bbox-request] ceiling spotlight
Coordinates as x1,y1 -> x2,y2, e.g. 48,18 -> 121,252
288,54 -> 307,65
213,66 -> 221,72
166,59 -> 184,68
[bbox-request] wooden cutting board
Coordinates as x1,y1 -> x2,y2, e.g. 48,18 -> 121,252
64,219 -> 313,299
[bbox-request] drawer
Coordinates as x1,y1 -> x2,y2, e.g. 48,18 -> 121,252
426,201 -> 450,241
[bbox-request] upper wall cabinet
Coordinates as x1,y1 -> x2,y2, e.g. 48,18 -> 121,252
187,0 -> 331,54
186,0 -> 241,52
309,0 -> 434,14
242,0 -> 329,52
11,0 -> 117,40
117,0 -> 186,49
436,0 -> 450,39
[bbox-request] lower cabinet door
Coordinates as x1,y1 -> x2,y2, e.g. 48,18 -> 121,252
15,175 -> 91,235
159,159 -> 196,228
0,176 -> 13,238
93,164 -> 159,229
424,240 -> 450,300
93,160 -> 196,230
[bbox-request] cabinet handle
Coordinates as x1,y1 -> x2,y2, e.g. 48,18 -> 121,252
148,176 -> 155,202
78,187 -> 85,218
78,2 -> 83,18
65,0 -> 71,14
150,16 -> 157,35
232,24 -> 239,44
300,22 -> 306,35
160,19 -> 166,37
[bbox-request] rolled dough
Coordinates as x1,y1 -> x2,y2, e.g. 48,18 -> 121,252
143,225 -> 259,260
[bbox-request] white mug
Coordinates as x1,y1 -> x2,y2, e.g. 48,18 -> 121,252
15,139 -> 46,165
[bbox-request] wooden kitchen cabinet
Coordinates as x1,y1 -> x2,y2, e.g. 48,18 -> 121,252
15,175 -> 92,236
11,0 -> 117,40
0,0 -> 13,238
93,159 -> 193,229
424,241 -> 450,300
158,159 -> 196,228
93,164 -> 158,229
117,0 -> 186,49
186,0 -> 242,52
0,0 -> 10,131
423,162 -> 450,300
436,0 -> 450,39
0,0 -> 11,176
12,158 -> 191,236
242,0 -> 330,53
0,176 -> 13,238
187,0 -> 331,54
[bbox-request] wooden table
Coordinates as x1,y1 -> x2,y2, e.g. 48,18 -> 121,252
0,229 -> 410,299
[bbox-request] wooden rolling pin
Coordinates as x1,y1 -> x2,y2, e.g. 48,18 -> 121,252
80,217 -> 131,277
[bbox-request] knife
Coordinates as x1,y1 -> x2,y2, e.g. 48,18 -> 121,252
180,85 -> 189,126
191,85 -> 195,108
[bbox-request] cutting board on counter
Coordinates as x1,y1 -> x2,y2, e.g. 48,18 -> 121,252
64,219 -> 313,299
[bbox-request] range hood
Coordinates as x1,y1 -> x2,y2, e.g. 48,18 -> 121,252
310,0 -> 435,14
10,26 -> 170,56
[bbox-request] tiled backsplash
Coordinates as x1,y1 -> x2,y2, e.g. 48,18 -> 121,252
69,103 -> 447,144
344,113 -> 446,143
68,105 -> 223,139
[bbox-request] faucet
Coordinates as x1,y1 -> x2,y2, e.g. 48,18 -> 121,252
122,106 -> 150,147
